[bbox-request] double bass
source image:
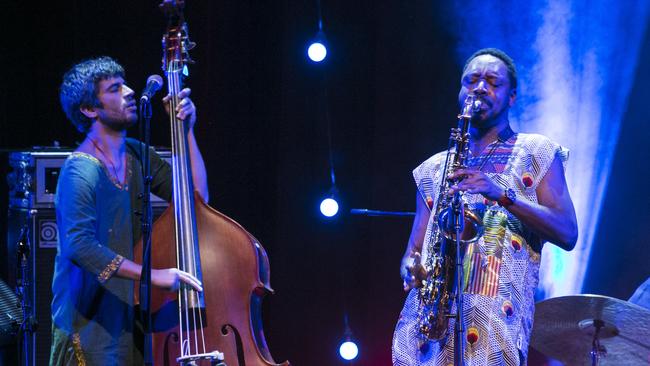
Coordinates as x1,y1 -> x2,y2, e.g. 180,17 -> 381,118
135,2 -> 290,365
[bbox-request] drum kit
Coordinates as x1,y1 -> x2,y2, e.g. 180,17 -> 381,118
531,294 -> 650,365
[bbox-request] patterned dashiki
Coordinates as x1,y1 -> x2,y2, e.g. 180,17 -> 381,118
392,133 -> 568,366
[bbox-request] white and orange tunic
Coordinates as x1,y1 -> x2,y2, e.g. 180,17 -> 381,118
393,133 -> 568,366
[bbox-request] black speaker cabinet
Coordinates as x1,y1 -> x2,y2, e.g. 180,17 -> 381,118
7,206 -> 170,365
6,208 -> 56,366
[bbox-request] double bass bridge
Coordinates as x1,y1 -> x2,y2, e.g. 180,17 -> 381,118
177,350 -> 226,366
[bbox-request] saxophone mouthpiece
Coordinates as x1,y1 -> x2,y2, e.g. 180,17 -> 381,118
472,99 -> 482,113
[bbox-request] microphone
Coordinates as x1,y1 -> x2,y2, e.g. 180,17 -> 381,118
140,74 -> 164,102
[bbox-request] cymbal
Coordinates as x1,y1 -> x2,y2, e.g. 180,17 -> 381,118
530,294 -> 650,365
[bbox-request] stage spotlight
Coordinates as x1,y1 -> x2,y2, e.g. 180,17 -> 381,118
319,196 -> 339,217
307,31 -> 327,62
339,339 -> 359,361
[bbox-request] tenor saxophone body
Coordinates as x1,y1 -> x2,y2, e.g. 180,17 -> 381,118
416,94 -> 484,342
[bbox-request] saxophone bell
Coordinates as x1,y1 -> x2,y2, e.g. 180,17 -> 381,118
437,204 -> 484,243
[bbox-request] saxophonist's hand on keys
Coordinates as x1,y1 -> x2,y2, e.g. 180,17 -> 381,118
447,168 -> 502,201
402,251 -> 428,291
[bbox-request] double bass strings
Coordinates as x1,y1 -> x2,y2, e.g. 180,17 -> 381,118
168,62 -> 208,358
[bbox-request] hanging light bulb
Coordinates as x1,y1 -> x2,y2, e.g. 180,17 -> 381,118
338,313 -> 359,361
319,186 -> 339,217
320,196 -> 339,217
307,31 -> 328,62
339,338 -> 359,361
307,0 -> 328,62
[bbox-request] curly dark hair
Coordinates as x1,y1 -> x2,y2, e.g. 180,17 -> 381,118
463,48 -> 517,91
59,56 -> 125,133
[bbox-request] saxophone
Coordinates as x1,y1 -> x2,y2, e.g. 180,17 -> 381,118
415,94 -> 484,341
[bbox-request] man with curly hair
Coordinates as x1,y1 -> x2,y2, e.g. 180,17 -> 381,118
50,56 -> 208,365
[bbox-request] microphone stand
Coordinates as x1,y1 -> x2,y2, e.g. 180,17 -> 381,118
451,195 -> 466,366
138,98 -> 154,366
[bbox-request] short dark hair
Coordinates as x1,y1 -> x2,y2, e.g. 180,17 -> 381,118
59,56 -> 125,133
463,48 -> 517,90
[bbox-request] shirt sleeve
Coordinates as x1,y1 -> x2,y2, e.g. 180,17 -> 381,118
126,138 -> 173,202
528,134 -> 569,191
55,158 -> 124,283
413,152 -> 446,211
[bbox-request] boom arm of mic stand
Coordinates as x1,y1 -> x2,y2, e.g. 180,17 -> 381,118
349,208 -> 415,217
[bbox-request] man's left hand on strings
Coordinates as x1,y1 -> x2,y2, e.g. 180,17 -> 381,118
163,87 -> 197,128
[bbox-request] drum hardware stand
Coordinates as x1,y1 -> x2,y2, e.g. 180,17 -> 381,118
15,222 -> 37,366
580,318 -> 608,366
